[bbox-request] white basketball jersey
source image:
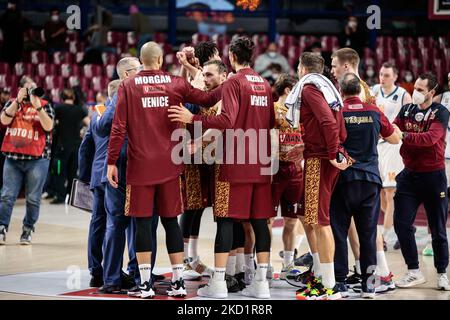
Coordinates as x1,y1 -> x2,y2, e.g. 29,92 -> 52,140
372,84 -> 407,123
440,91 -> 450,159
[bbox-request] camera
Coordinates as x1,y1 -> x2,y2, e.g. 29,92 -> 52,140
28,87 -> 45,98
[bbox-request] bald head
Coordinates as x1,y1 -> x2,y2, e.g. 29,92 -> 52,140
116,57 -> 140,80
339,72 -> 361,98
140,41 -> 163,69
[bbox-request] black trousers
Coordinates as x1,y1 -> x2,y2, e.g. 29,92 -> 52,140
331,180 -> 380,283
53,143 -> 80,201
394,169 -> 449,273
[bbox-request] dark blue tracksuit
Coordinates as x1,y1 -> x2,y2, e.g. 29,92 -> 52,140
393,103 -> 449,274
331,96 -> 395,283
79,112 -> 108,278
97,93 -> 159,286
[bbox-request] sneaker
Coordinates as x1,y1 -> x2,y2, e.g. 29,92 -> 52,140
334,281 -> 349,298
127,285 -> 142,297
152,273 -> 166,282
139,281 -> 156,299
393,240 -> 401,250
167,279 -> 187,297
183,259 -> 202,281
296,280 -> 342,300
294,252 -> 313,268
190,257 -> 214,277
89,274 -> 104,288
286,267 -> 315,288
97,284 -> 123,294
278,248 -> 298,260
235,272 -> 246,290
378,272 -> 396,293
295,276 -> 320,295
437,273 -> 450,291
280,262 -> 301,281
383,239 -> 388,252
396,270 -> 426,288
225,274 -> 241,293
243,265 -> 255,286
422,245 -> 434,256
0,225 -> 6,245
121,271 -> 136,290
19,226 -> 32,245
241,279 -> 270,299
197,279 -> 228,299
346,266 -> 362,288
361,281 -> 376,299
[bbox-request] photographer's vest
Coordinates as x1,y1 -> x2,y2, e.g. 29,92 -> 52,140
1,99 -> 48,157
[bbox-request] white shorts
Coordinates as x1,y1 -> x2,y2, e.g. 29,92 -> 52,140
445,159 -> 450,187
378,141 -> 404,188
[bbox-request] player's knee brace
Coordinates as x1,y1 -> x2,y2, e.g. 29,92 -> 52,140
250,218 -> 271,253
214,217 -> 234,253
135,217 -> 153,252
161,217 -> 184,254
232,221 -> 245,250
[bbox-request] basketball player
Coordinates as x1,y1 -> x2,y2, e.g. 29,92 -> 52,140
330,48 -> 395,292
169,36 -> 275,299
372,62 -> 412,249
107,42 -> 221,299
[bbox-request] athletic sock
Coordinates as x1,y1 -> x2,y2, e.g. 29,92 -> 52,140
226,255 -> 237,276
355,260 -> 362,275
312,252 -> 321,277
139,264 -> 152,285
320,262 -> 336,289
235,252 -> 245,274
295,234 -> 305,250
255,263 -> 269,281
183,242 -> 189,261
171,264 -> 184,282
283,250 -> 294,266
376,250 -> 390,277
189,238 -> 199,260
245,254 -> 255,271
213,267 -> 226,281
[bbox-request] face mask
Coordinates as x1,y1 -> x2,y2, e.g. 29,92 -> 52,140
412,90 -> 427,105
268,52 -> 277,58
405,75 -> 413,82
366,69 -> 374,77
51,15 -> 59,22
348,21 -> 357,28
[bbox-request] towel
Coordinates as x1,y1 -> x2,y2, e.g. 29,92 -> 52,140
285,73 -> 343,128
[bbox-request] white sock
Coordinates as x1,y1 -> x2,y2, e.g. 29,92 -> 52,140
283,250 -> 294,266
269,248 -> 272,265
382,227 -> 392,239
226,256 -> 237,276
172,264 -> 184,282
213,267 -> 226,281
183,242 -> 189,261
376,250 -> 390,277
312,252 -> 321,277
189,238 -> 199,260
295,235 -> 305,250
409,268 -> 421,274
255,263 -> 268,281
245,254 -> 255,270
139,264 -> 151,285
426,234 -> 432,245
236,252 -> 245,274
320,262 -> 336,289
355,260 -> 362,275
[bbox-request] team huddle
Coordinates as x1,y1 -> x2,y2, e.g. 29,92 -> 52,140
80,36 -> 450,300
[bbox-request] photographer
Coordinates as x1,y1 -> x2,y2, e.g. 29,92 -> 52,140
0,75 -> 54,245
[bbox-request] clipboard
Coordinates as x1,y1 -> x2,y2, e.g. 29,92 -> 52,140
94,104 -> 106,117
69,179 -> 93,212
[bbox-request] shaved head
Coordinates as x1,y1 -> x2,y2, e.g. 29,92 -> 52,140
140,41 -> 163,68
116,57 -> 140,80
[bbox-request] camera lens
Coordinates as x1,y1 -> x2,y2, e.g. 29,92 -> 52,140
29,87 -> 45,98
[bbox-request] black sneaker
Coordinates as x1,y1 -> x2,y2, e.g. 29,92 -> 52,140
294,252 -> 313,268
167,279 -> 187,297
361,281 -> 376,299
393,240 -> 401,250
97,284 -> 123,294
20,226 -> 32,245
152,273 -> 166,282
346,266 -> 362,288
0,225 -> 6,245
286,267 -> 315,288
234,272 -> 246,290
127,285 -> 142,297
383,239 -> 388,252
139,281 -> 156,299
121,271 -> 136,290
225,274 -> 241,293
89,274 -> 104,288
334,281 -> 349,298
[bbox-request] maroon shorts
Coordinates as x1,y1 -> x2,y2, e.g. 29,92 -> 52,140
125,177 -> 184,218
272,161 -> 303,218
214,179 -> 274,220
298,158 -> 340,226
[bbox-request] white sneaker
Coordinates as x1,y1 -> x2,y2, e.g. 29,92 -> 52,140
244,265 -> 255,285
279,263 -> 300,280
437,273 -> 450,291
197,279 -> 228,299
182,261 -> 202,280
139,281 -> 155,299
190,257 -> 214,277
0,225 -> 6,245
241,279 -> 271,299
396,270 -> 426,288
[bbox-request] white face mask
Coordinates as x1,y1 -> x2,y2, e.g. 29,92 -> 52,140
267,52 -> 277,58
51,15 -> 59,22
348,21 -> 357,29
412,90 -> 426,105
405,75 -> 413,82
366,69 -> 374,77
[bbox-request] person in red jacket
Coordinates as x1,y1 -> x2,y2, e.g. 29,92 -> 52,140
393,72 -> 450,291
168,36 -> 275,299
107,41 -> 221,299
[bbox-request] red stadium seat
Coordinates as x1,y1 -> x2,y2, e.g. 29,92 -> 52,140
67,31 -> 79,42
80,77 -> 91,92
60,63 -> 80,79
105,64 -> 116,79
91,76 -> 109,92
107,31 -> 126,46
153,32 -> 166,44
44,75 -> 64,90
14,62 -> 33,77
127,31 -> 137,46
53,52 -> 73,65
68,75 -> 80,88
0,74 -> 12,88
75,52 -> 85,64
102,52 -> 118,66
86,90 -> 95,105
192,33 -> 210,45
69,40 -> 85,54
36,63 -> 56,78
50,88 -> 62,103
30,50 -> 48,64
0,62 -> 10,75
